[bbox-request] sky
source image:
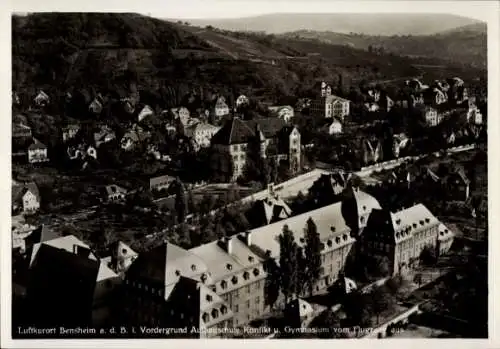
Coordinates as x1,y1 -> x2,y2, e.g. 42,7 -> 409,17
11,0 -> 492,22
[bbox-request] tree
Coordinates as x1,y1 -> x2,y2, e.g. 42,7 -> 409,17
372,255 -> 391,277
263,252 -> 281,311
174,180 -> 187,223
370,286 -> 395,325
419,245 -> 437,266
279,224 -> 299,304
304,218 -> 322,296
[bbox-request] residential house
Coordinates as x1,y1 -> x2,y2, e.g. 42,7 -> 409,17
310,95 -> 350,121
236,95 -> 249,108
309,171 -> 350,206
423,106 -> 442,127
138,105 -> 154,122
12,182 -> 41,215
150,175 -> 176,192
89,95 -> 104,115
405,79 -> 429,92
364,102 -> 380,113
284,298 -> 315,328
104,185 -> 128,202
34,90 -> 50,107
122,98 -> 136,115
467,105 -> 483,125
184,122 -> 221,150
340,186 -> 382,237
425,87 -> 448,106
171,107 -> 191,126
268,105 -> 294,123
444,169 -> 470,201
410,93 -> 425,107
211,96 -> 230,123
28,139 -> 49,163
245,194 -> 293,229
320,81 -> 332,97
361,203 -> 441,276
26,235 -> 121,327
12,123 -> 32,139
211,117 -> 301,181
67,144 -> 97,160
62,124 -> 80,142
121,127 -> 150,151
94,126 -> 116,148
436,223 -> 455,256
325,118 -> 343,135
447,77 -> 468,105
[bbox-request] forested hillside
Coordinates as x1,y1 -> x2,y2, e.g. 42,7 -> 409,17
12,13 -> 486,114
281,22 -> 487,69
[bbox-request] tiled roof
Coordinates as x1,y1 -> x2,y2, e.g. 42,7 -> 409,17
105,185 -> 128,196
28,138 -> 47,151
189,237 -> 262,283
211,117 -> 255,145
126,243 -> 212,288
12,181 -> 40,203
249,201 -> 353,259
390,203 -> 439,242
30,235 -> 98,266
24,224 -> 58,247
149,175 -> 176,188
246,118 -> 287,139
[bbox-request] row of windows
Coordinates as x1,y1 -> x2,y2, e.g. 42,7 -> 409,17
231,144 -> 248,152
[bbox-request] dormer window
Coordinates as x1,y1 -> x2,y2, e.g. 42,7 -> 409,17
425,218 -> 430,223
300,238 -> 305,243
206,294 -> 213,302
231,276 -> 238,285
201,273 -> 207,283
248,256 -> 254,263
330,226 -> 336,232
440,231 -> 444,236
363,205 -> 367,211
226,263 -> 232,271
253,268 -> 260,277
175,270 -> 181,276
396,219 -> 401,225
320,243 -> 325,250
327,240 -> 333,247
420,220 -> 424,226
202,312 -> 209,323
396,232 -> 400,238
343,234 -> 348,241
360,217 -> 365,223
413,223 -> 417,228
211,309 -> 219,319
221,305 -> 228,314
191,264 -> 196,271
243,271 -> 250,280
336,237 -> 341,244
221,280 -> 227,289
444,229 -> 449,233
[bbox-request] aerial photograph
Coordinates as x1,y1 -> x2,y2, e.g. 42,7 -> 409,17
10,6 -> 488,340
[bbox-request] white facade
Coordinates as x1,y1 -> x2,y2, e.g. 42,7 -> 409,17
22,190 -> 40,213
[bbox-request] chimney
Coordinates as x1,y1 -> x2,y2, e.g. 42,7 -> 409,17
218,236 -> 233,254
239,231 -> 252,246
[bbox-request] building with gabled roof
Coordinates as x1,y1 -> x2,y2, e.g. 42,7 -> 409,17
245,195 -> 293,229
34,90 -> 49,107
310,95 -> 350,121
150,174 -> 176,192
104,185 -> 128,202
25,235 -> 121,328
284,298 -> 315,328
12,181 -> 40,215
28,138 -> 49,163
361,203 -> 440,276
138,105 -> 154,122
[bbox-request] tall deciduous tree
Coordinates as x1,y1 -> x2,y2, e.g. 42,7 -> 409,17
279,224 -> 299,304
263,251 -> 281,311
304,218 -> 322,296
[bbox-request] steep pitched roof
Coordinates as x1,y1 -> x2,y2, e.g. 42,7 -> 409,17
246,118 -> 287,138
24,224 -> 58,247
390,203 -> 439,243
250,201 -> 353,259
126,243 -> 212,288
28,138 -> 47,151
211,117 -> 255,145
12,181 -> 40,203
105,185 -> 127,196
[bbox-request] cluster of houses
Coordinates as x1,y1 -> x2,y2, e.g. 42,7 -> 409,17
15,167 -> 457,335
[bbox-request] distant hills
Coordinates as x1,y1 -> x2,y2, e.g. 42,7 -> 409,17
279,22 -> 487,69
180,13 -> 483,36
12,13 -> 486,113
